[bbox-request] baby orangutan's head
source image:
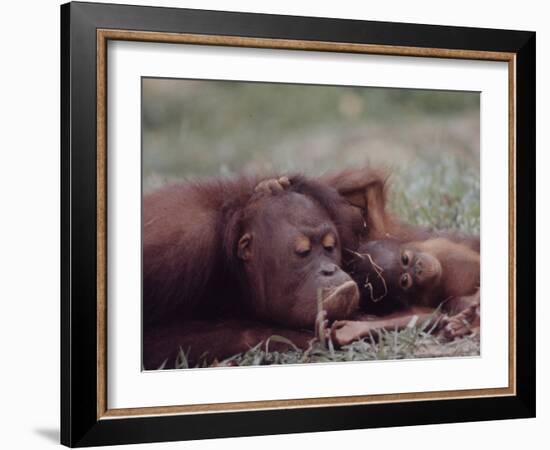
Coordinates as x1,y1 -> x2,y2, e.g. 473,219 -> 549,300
349,239 -> 442,312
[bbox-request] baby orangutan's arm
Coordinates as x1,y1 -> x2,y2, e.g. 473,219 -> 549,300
330,306 -> 441,346
330,291 -> 481,347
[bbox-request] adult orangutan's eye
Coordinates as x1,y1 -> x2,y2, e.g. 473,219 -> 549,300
295,235 -> 312,257
322,233 -> 336,252
401,252 -> 409,266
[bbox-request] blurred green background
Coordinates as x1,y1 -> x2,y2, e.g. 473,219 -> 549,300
142,78 -> 480,233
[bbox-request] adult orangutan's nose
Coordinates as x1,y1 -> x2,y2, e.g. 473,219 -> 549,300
319,262 -> 338,277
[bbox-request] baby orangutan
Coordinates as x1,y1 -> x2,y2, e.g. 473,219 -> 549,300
331,237 -> 480,346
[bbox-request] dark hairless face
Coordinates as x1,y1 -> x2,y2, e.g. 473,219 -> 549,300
236,191 -> 359,328
350,239 -> 442,311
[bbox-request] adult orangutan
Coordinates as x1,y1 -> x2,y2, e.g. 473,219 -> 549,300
142,168 -> 477,368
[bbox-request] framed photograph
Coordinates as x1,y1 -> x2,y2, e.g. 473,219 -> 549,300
61,1 -> 535,447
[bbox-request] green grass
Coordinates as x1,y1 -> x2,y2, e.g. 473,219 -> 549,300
142,79 -> 480,188
172,314 -> 479,370
389,155 -> 480,234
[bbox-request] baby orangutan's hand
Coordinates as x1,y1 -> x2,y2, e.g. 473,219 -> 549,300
439,302 -> 480,340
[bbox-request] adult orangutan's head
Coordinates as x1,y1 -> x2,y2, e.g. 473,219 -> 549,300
228,177 -> 362,328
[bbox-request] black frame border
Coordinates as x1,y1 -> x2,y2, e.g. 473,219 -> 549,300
61,1 -> 535,447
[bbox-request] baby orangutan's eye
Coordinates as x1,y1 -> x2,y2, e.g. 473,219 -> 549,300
401,251 -> 410,266
399,273 -> 412,290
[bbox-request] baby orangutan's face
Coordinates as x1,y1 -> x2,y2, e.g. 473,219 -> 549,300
397,243 -> 442,292
353,239 -> 443,307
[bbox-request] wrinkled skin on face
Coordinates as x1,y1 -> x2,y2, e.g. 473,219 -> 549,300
236,192 -> 360,328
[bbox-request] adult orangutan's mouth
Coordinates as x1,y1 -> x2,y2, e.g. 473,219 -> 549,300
321,280 -> 360,320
